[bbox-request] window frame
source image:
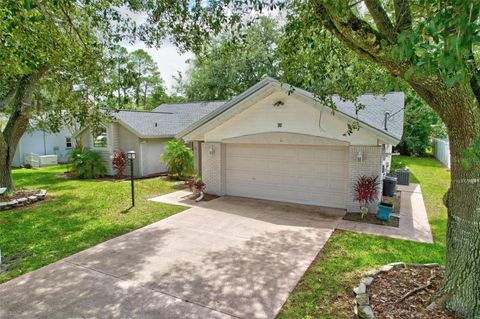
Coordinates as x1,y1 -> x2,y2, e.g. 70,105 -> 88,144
65,137 -> 73,149
92,126 -> 109,149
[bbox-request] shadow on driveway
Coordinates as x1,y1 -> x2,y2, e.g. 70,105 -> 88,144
0,196 -> 342,319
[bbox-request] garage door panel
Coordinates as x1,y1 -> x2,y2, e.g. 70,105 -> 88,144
225,144 -> 347,208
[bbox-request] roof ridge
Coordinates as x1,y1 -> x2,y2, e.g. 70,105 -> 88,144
115,109 -> 174,114
155,100 -> 227,107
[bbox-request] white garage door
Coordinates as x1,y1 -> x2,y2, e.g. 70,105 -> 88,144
225,144 -> 348,208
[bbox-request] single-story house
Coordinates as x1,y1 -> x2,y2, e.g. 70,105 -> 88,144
12,127 -> 75,167
74,101 -> 225,177
178,77 -> 404,212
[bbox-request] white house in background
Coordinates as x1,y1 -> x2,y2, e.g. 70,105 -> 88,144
74,102 -> 225,177
12,127 -> 75,167
178,77 -> 404,212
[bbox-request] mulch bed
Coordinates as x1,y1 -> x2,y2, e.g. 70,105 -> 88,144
343,212 -> 399,227
0,190 -> 38,202
368,266 -> 462,319
342,191 -> 401,227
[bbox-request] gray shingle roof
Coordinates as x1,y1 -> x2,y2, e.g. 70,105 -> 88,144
333,93 -> 404,141
152,101 -> 226,114
112,101 -> 226,138
294,86 -> 404,141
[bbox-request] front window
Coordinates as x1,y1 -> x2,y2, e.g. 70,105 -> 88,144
93,127 -> 108,148
66,137 -> 73,148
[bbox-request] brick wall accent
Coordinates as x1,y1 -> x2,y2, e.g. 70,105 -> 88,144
347,146 -> 383,212
201,142 -> 225,195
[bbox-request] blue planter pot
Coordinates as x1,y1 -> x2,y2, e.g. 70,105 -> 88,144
377,202 -> 394,221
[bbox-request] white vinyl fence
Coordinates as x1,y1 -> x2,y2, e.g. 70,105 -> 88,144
24,153 -> 58,169
433,138 -> 451,169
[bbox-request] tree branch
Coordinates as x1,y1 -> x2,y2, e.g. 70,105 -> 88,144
312,1 -> 382,54
0,84 -> 18,111
364,0 -> 396,42
393,0 -> 412,32
394,270 -> 436,304
311,0 -> 407,75
59,3 -> 88,49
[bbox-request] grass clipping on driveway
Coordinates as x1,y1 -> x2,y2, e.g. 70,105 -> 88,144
0,166 -> 186,284
277,156 -> 450,319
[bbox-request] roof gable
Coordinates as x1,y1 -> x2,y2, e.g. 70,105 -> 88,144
178,77 -> 404,144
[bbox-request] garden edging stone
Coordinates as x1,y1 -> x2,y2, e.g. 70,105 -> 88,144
0,190 -> 47,211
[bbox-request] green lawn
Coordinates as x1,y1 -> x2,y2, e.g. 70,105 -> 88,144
277,156 -> 451,319
0,165 -> 185,284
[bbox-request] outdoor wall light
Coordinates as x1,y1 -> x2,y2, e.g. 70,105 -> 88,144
127,150 -> 136,160
127,150 -> 136,207
357,151 -> 364,162
209,145 -> 215,155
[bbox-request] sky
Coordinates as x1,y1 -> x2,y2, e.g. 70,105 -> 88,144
119,7 -> 282,94
122,40 -> 193,94
119,8 -> 193,94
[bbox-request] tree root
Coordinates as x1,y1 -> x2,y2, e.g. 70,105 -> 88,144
394,270 -> 436,304
426,290 -> 453,312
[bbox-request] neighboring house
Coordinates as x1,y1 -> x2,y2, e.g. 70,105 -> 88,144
74,102 -> 225,177
178,77 -> 404,212
12,127 -> 75,167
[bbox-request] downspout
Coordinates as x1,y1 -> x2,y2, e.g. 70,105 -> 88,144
139,140 -> 145,177
43,131 -> 47,155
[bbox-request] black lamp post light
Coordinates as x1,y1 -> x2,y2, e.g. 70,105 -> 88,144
127,150 -> 136,207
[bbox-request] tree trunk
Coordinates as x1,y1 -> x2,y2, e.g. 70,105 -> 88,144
0,68 -> 48,191
412,82 -> 480,317
441,151 -> 480,317
0,159 -> 14,190
439,127 -> 480,317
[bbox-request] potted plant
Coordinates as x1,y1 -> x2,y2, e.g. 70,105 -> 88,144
354,175 -> 380,218
185,176 -> 206,202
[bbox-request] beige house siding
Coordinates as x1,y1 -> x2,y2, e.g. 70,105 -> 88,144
117,124 -> 141,177
77,122 -> 169,178
139,138 -> 168,176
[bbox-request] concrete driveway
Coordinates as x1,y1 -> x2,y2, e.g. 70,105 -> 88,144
0,196 -> 344,319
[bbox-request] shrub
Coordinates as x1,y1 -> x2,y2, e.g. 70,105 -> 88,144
161,139 -> 194,178
70,147 -> 106,179
397,92 -> 444,156
185,176 -> 206,194
354,175 -> 380,212
112,149 -> 127,178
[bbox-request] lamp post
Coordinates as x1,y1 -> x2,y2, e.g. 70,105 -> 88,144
127,150 -> 136,207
